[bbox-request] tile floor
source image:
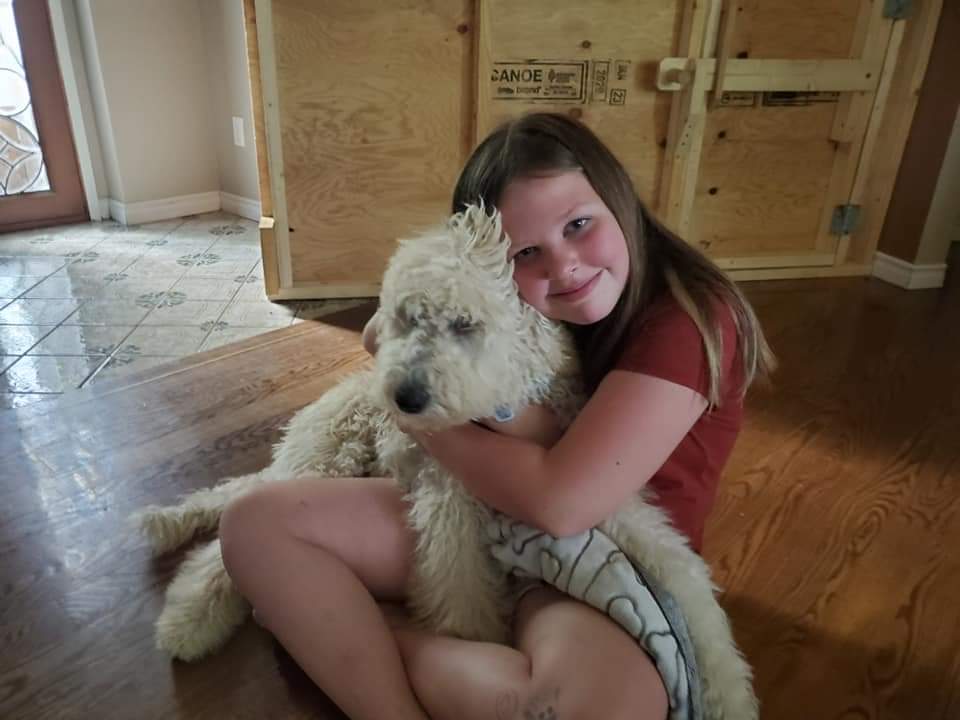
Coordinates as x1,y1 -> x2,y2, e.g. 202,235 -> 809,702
0,211 -> 367,410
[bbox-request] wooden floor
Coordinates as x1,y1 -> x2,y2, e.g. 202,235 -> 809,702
2,248 -> 959,719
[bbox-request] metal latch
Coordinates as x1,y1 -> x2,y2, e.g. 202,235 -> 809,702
883,0 -> 912,19
831,204 -> 861,235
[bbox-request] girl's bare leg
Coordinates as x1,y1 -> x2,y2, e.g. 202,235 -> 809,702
388,586 -> 668,720
219,476 -> 429,720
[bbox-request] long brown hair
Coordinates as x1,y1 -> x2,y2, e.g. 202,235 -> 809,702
452,113 -> 775,406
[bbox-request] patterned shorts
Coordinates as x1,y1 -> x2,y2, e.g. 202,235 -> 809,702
488,516 -> 704,720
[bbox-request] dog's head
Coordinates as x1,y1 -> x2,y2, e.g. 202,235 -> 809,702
374,204 -> 569,430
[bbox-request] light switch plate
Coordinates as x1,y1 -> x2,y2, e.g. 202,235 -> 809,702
232,116 -> 245,147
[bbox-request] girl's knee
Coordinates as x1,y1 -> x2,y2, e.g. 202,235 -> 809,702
516,589 -> 668,720
219,485 -> 276,577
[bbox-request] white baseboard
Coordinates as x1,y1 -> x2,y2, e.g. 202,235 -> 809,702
872,252 -> 947,290
98,197 -> 110,220
219,192 -> 261,221
108,191 -> 221,225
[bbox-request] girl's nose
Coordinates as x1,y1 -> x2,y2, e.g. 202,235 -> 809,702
547,245 -> 578,280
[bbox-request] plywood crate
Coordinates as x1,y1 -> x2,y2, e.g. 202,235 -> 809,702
245,0 -> 943,299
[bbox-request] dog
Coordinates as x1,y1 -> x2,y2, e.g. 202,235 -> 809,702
134,204 -> 757,719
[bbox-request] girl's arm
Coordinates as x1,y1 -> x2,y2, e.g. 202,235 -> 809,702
473,403 -> 565,449
414,370 -> 708,536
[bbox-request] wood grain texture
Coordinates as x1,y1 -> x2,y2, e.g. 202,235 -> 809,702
661,0 -> 891,268
0,306 -> 375,720
3,252 -> 960,719
247,0 -> 942,292
707,247 -> 960,719
847,0 -> 944,266
273,0 -> 473,288
476,0 -> 683,208
243,0 -> 273,219
729,0 -> 862,60
878,0 -> 960,264
692,101 -> 841,258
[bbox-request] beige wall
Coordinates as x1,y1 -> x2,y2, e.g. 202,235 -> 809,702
74,0 -> 259,206
85,0 -> 218,204
877,0 -> 959,266
74,0 -> 123,202
917,107 -> 960,263
200,0 -> 260,202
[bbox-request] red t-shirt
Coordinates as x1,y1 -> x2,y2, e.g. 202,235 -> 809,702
614,293 -> 744,552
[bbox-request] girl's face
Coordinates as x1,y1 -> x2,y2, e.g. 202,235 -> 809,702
498,171 -> 630,325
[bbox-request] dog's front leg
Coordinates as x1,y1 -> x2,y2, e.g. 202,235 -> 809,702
403,470 -> 511,644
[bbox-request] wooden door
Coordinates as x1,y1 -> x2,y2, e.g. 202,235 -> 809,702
252,0 -> 474,299
0,0 -> 87,232
476,0 -> 907,282
657,0 -> 907,280
475,0 -> 678,218
251,0 -> 937,298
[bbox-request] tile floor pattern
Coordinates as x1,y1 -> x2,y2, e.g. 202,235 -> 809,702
0,212 -> 368,410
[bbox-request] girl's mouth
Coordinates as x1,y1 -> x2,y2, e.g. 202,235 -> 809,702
551,271 -> 601,301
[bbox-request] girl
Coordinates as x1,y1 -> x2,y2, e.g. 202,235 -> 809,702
220,112 -> 774,720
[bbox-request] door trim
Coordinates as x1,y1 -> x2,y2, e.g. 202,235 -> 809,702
0,0 -> 87,231
47,0 -> 103,221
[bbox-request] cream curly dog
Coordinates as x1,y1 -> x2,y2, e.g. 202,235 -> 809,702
134,205 -> 757,719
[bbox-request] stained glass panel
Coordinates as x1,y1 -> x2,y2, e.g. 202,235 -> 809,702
0,0 -> 50,196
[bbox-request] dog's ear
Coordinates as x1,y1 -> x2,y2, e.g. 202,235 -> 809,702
455,203 -> 511,273
451,201 -> 504,246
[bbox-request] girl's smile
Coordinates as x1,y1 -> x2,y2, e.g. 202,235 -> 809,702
549,270 -> 602,302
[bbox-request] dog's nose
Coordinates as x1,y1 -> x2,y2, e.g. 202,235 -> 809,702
394,382 -> 430,414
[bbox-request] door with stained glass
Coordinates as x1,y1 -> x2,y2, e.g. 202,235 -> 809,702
0,0 -> 86,232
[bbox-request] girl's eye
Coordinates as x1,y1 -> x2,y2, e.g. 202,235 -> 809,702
512,246 -> 538,261
565,217 -> 590,235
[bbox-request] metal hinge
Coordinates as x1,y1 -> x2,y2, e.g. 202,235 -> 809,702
883,0 -> 912,20
831,204 -> 861,235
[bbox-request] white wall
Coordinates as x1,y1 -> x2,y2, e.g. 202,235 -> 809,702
200,0 -> 260,203
80,0 -> 219,204
917,106 -> 960,261
64,0 -> 260,222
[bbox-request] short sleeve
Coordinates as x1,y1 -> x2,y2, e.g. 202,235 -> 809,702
614,297 -> 738,399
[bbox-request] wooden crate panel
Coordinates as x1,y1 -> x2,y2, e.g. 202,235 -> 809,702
731,0 -> 864,60
273,0 -> 472,286
476,0 -> 683,206
691,101 -> 840,257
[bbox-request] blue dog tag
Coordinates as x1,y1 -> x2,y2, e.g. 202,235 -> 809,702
493,405 -> 515,423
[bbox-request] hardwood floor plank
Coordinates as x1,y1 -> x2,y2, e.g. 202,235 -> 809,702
2,258 -> 959,719
706,250 -> 960,719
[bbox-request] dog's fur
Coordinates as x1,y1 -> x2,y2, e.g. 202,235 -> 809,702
134,205 -> 758,719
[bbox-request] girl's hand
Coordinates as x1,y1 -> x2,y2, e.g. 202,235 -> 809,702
398,403 -> 563,454
477,404 -> 564,449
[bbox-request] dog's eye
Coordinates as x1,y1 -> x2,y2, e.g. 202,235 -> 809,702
396,310 -> 418,329
450,316 -> 474,335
